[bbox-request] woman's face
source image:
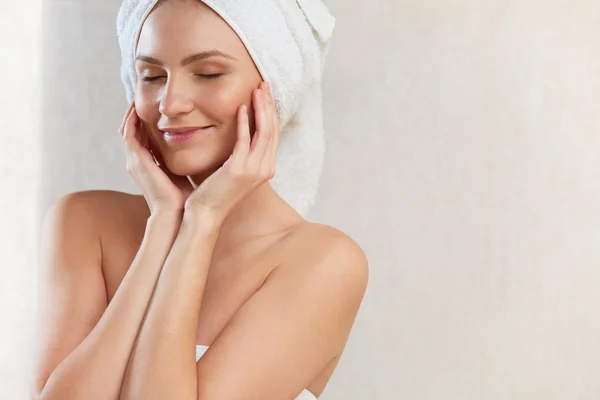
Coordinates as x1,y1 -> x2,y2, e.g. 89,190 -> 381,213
134,0 -> 262,177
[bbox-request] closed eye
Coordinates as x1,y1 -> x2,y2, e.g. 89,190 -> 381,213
141,74 -> 222,82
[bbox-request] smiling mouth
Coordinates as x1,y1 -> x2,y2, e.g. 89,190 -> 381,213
161,126 -> 214,142
160,125 -> 213,134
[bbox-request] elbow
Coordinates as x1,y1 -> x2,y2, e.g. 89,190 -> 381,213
31,390 -> 45,400
31,387 -> 48,400
30,381 -> 44,400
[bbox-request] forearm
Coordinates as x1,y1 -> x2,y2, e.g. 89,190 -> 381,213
119,211 -> 222,400
38,211 -> 182,400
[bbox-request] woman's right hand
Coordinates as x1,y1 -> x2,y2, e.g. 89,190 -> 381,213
119,100 -> 192,215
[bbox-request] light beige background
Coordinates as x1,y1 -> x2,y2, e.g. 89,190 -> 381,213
2,0 -> 600,398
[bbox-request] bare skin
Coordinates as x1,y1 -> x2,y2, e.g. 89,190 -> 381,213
32,0 -> 368,399
97,190 -> 354,396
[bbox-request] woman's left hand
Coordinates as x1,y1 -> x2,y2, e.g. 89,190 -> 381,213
184,81 -> 280,222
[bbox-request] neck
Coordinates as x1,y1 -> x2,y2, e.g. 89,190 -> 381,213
187,179 -> 304,256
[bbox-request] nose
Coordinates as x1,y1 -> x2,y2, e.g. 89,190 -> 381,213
158,75 -> 194,117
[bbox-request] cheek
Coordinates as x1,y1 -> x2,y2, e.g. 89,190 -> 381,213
133,91 -> 163,147
207,81 -> 256,128
211,84 -> 246,115
133,90 -> 156,121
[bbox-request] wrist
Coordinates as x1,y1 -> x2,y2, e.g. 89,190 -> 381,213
182,207 -> 224,231
148,207 -> 183,225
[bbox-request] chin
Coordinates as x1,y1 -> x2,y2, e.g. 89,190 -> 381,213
163,153 -> 223,177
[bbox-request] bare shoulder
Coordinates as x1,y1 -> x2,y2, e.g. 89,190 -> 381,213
285,221 -> 370,280
34,190 -> 144,396
195,221 -> 369,398
290,221 -> 370,320
48,189 -> 147,220
275,220 -> 370,326
46,189 -> 149,268
43,189 -> 144,249
282,223 -> 369,392
56,190 -> 149,238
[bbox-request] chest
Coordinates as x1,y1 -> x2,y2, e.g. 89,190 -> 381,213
101,222 -> 285,346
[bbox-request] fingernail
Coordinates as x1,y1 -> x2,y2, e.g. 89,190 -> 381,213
257,89 -> 263,98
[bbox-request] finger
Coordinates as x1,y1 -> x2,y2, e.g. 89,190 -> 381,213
263,82 -> 280,167
248,88 -> 272,168
265,82 -> 277,134
139,119 -> 150,149
270,113 -> 280,166
120,101 -> 135,137
256,82 -> 277,175
258,83 -> 278,172
122,107 -> 141,152
230,104 -> 251,169
119,102 -> 133,136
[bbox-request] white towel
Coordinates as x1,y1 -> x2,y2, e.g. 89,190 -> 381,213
117,0 -> 336,218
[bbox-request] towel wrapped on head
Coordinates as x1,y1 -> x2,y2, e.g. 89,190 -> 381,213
117,0 -> 336,218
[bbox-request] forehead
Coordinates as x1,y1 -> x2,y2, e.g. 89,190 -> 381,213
136,0 -> 246,58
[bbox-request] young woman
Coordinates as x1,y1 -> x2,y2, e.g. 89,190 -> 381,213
32,1 -> 369,399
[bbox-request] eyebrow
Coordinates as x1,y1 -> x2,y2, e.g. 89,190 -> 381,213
135,50 -> 236,66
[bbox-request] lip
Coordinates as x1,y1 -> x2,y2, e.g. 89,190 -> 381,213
160,126 -> 208,134
161,126 -> 214,142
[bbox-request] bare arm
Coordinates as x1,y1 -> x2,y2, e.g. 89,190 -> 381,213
118,213 -> 370,400
32,191 -> 182,400
119,210 -> 221,400
193,230 -> 369,399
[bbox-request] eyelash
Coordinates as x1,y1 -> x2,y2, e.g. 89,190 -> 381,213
141,74 -> 222,82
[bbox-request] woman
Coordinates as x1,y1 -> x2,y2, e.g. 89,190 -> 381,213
32,0 -> 369,399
